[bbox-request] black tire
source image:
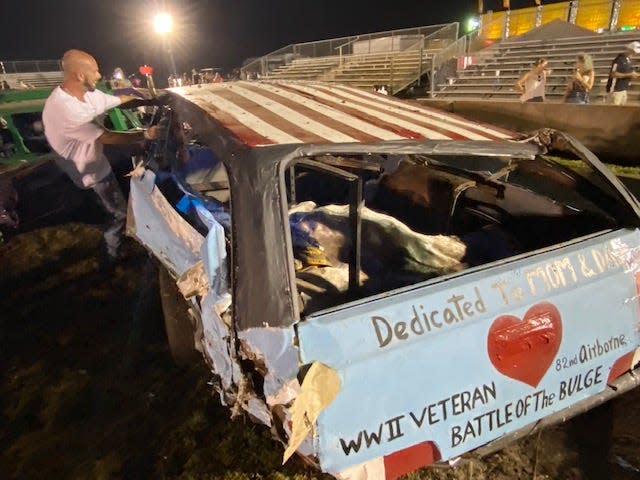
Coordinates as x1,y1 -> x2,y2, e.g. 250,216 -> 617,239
158,266 -> 199,366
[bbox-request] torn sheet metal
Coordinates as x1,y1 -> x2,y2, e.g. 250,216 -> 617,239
200,214 -> 229,300
200,290 -> 237,393
128,169 -> 204,277
297,229 -> 640,473
535,129 -> 640,220
246,397 -> 273,427
283,362 -> 341,463
177,260 -> 209,299
238,327 -> 300,407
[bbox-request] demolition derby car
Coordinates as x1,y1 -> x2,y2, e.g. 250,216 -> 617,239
127,80 -> 640,479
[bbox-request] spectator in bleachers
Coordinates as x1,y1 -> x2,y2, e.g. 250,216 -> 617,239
562,53 -> 594,104
516,58 -> 549,103
606,41 -> 640,106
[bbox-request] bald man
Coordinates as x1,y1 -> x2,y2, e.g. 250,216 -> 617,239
43,49 -> 161,268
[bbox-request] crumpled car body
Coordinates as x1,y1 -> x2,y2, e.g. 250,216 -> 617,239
127,81 -> 640,479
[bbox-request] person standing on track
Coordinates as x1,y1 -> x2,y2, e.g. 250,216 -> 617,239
43,49 -> 163,268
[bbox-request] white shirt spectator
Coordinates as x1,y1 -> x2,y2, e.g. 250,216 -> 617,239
43,87 -> 121,188
520,74 -> 546,102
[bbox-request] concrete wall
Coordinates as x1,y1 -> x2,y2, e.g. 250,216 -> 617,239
420,99 -> 640,165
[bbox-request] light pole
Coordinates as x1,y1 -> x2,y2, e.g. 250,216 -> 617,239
153,12 -> 177,85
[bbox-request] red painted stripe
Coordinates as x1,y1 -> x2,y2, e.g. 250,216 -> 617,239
416,102 -> 517,138
279,83 -> 429,140
607,350 -> 637,383
241,83 -> 384,143
311,84 -> 471,141
213,88 -> 328,144
382,441 -> 441,480
185,94 -> 273,147
334,84 -> 516,140
332,85 -> 509,141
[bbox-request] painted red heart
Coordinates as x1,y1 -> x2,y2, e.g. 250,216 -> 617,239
487,302 -> 562,388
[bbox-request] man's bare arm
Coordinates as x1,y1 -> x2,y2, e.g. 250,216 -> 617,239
118,93 -> 170,109
97,125 -> 161,145
97,129 -> 146,145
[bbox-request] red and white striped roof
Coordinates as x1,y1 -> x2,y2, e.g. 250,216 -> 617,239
172,81 -> 516,147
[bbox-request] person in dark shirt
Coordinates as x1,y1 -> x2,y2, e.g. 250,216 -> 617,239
606,41 -> 640,105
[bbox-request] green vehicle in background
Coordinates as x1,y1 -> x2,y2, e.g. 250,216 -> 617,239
0,85 -> 144,168
0,82 -> 148,239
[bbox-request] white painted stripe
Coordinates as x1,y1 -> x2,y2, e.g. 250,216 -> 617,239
328,85 -> 492,140
287,84 -> 451,140
256,82 -> 404,141
231,85 -> 358,143
336,84 -> 513,139
189,89 -> 301,145
335,457 -> 386,480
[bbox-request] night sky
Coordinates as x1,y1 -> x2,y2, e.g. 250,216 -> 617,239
1,0 -> 554,82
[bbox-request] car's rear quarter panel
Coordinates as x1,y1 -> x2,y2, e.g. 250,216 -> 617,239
298,229 -> 640,473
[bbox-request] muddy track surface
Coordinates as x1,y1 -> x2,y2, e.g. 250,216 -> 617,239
1,223 -> 639,480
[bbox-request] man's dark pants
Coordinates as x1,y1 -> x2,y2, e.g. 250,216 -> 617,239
91,172 -> 127,259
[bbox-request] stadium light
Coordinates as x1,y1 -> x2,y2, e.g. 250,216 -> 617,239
466,17 -> 481,33
153,12 -> 173,35
152,11 -> 177,82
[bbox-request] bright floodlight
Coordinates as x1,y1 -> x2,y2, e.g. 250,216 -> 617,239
153,12 -> 173,34
466,16 -> 480,33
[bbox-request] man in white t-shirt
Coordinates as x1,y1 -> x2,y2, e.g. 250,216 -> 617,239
43,49 -> 162,267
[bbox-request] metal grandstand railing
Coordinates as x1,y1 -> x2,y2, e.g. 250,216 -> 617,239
0,60 -> 61,74
0,60 -> 62,90
240,23 -> 459,80
428,16 -> 506,97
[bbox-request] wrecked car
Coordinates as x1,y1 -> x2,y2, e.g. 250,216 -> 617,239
127,80 -> 640,479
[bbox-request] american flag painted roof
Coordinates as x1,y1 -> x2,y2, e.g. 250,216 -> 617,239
171,81 -> 516,147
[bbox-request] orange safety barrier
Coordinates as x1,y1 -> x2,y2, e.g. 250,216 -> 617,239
480,11 -> 507,40
478,0 -> 640,40
575,0 -> 614,31
509,6 -> 538,36
540,2 -> 570,25
618,0 -> 640,29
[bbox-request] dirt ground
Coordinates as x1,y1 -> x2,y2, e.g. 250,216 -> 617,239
1,221 -> 639,480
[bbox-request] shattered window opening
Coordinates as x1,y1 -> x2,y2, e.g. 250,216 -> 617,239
283,153 -> 633,316
151,111 -> 233,303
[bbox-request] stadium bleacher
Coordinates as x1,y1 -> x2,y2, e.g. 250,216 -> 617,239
244,0 -> 640,103
1,60 -> 62,90
243,23 -> 459,95
266,48 -> 440,92
1,71 -> 63,89
435,27 -> 640,103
